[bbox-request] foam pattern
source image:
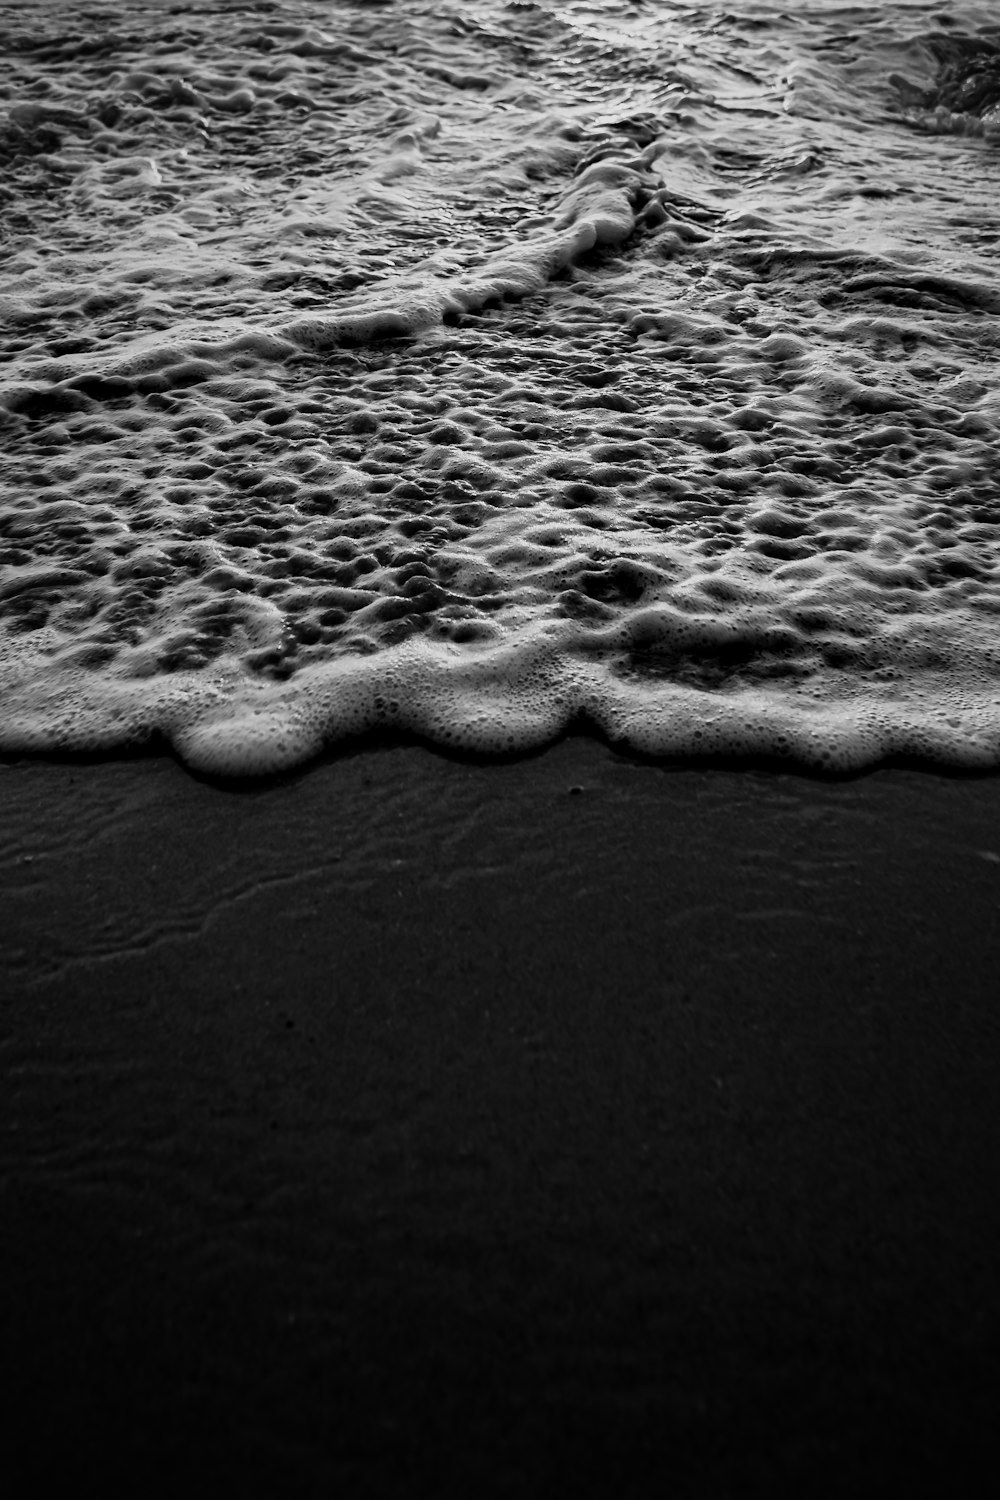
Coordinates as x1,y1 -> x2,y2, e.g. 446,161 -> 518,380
3,0 -> 1000,773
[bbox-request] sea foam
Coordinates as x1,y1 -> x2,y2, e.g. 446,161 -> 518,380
2,0 -> 1000,773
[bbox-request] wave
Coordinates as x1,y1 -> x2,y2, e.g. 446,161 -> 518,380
3,0 -> 1000,774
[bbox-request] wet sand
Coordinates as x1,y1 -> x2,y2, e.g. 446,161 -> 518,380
3,741 -> 1000,1494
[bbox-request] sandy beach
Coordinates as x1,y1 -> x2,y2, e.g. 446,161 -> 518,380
4,740 -> 1000,1493
4,1 -> 1000,1490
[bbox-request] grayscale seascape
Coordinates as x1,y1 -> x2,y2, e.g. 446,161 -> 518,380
5,6 -> 1000,1495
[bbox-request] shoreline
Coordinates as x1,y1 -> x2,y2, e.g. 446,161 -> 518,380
4,737 -> 1000,1491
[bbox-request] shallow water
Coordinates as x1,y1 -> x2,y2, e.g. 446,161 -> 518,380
2,0 -> 1000,773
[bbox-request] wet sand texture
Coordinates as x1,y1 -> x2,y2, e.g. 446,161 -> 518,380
3,1 -> 1000,772
4,741 -> 1000,1492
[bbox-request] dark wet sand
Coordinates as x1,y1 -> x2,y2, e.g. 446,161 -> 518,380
3,739 -> 1000,1495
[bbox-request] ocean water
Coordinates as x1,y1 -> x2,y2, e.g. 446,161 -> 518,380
2,0 -> 1000,775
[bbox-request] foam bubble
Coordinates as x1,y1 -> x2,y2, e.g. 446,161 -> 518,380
4,0 -> 1000,774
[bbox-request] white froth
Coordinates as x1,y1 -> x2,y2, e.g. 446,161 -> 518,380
3,0 -> 1000,774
